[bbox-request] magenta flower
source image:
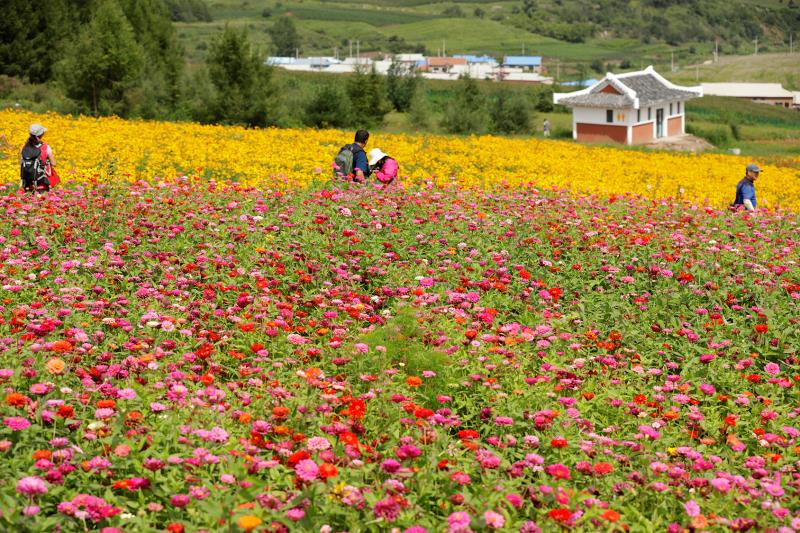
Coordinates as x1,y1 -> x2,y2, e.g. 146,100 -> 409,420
764,362 -> 780,376
16,476 -> 48,495
4,417 -> 30,431
295,459 -> 319,481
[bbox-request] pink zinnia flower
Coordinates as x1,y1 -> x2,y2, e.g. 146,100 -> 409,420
287,333 -> 307,345
4,417 -> 30,431
295,459 -> 319,481
306,437 -> 331,451
448,511 -> 471,532
684,500 -> 700,517
94,408 -> 115,419
484,510 -> 505,529
17,476 -> 48,495
764,362 -> 780,376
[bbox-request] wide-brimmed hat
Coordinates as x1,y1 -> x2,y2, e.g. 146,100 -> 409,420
29,123 -> 47,137
368,148 -> 387,166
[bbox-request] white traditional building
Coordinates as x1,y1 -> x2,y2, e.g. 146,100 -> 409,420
554,66 -> 703,145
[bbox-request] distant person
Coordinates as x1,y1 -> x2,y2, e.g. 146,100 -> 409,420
333,130 -> 370,182
543,119 -> 551,137
368,148 -> 398,185
732,163 -> 760,212
20,123 -> 59,193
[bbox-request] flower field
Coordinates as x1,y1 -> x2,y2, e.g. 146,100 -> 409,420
1,111 -> 800,533
1,110 -> 799,209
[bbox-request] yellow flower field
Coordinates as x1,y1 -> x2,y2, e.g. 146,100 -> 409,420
1,110 -> 798,209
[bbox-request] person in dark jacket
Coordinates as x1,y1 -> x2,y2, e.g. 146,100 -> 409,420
733,163 -> 760,212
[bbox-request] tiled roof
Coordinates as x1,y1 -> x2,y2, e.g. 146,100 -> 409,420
557,92 -> 633,108
621,74 -> 698,104
556,71 -> 700,108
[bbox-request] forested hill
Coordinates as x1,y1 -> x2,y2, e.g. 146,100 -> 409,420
510,0 -> 799,46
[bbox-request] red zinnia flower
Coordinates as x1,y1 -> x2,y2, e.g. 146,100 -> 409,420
549,508 -> 572,522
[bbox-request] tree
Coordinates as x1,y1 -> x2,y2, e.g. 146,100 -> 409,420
269,15 -> 300,56
305,84 -> 349,128
207,26 -> 275,126
407,86 -> 430,130
441,75 -> 490,134
386,60 -> 420,112
490,88 -> 532,134
118,0 -> 184,115
0,0 -> 71,83
346,67 -> 390,128
57,0 -> 144,115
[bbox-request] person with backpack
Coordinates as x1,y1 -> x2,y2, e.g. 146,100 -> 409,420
20,123 -> 59,193
333,130 -> 370,182
368,148 -> 398,186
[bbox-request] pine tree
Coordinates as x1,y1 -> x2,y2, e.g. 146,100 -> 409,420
0,0 -> 71,83
386,60 -> 420,112
57,0 -> 145,115
118,0 -> 184,114
346,67 -> 390,128
207,26 -> 275,126
269,16 -> 300,57
441,75 -> 489,134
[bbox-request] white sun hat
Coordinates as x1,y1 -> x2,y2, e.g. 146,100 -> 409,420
368,148 -> 387,166
29,123 -> 47,137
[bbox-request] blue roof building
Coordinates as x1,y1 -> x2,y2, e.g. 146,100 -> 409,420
454,54 -> 498,65
502,56 -> 542,68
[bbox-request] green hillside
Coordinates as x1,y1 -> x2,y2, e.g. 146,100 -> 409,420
177,0 -> 799,63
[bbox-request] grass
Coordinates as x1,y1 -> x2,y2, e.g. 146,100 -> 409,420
670,53 -> 800,89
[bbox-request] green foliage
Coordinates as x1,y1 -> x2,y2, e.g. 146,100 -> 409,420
440,75 -> 490,135
346,67 -> 391,128
304,84 -> 350,128
56,0 -> 145,115
407,86 -> 431,131
686,123 -> 732,147
119,0 -> 185,114
0,0 -> 72,83
206,26 -> 276,126
489,88 -> 532,134
164,0 -> 212,22
269,15 -> 300,56
386,60 -> 420,112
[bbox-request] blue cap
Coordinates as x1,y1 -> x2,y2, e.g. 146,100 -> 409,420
746,163 -> 761,173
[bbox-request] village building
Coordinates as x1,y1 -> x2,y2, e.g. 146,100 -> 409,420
554,66 -> 702,145
502,56 -> 542,73
701,83 -> 796,108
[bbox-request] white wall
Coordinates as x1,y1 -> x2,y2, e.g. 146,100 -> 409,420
573,102 -> 684,125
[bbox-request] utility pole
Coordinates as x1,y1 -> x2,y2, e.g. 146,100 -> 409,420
754,37 -> 758,56
714,39 -> 718,63
356,40 -> 360,63
556,58 -> 560,82
349,40 -> 353,59
442,40 -> 446,57
790,33 -> 794,54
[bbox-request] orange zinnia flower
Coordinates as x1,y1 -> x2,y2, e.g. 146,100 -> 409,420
237,515 -> 262,531
5,392 -> 27,407
406,376 -> 422,387
46,357 -> 66,374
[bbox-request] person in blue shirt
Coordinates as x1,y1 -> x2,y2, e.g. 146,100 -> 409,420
733,163 -> 759,212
